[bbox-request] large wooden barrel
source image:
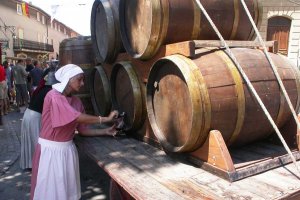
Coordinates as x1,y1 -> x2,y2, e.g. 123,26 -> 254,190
91,0 -> 124,64
147,48 -> 300,152
120,0 -> 262,60
59,36 -> 95,114
90,65 -> 112,116
110,62 -> 146,132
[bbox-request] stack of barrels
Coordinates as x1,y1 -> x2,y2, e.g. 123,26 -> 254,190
66,0 -> 300,153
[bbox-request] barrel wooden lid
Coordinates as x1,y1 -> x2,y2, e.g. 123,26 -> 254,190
120,0 -> 162,59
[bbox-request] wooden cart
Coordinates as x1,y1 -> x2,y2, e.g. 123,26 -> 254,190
75,135 -> 300,200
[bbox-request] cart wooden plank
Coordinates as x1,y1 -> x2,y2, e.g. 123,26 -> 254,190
75,136 -> 300,199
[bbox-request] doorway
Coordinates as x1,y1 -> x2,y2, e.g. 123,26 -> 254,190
267,16 -> 291,55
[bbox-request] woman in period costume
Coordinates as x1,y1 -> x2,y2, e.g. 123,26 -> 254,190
30,64 -> 118,200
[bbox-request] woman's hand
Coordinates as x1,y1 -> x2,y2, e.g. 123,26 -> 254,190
107,110 -> 119,122
105,124 -> 117,137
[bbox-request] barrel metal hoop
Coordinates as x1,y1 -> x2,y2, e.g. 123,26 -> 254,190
248,0 -> 263,40
90,65 -> 112,116
264,52 -> 296,127
90,0 -> 100,63
292,66 -> 300,113
229,0 -> 240,40
142,0 -> 169,60
276,91 -> 286,127
147,55 -> 203,152
78,63 -> 94,70
158,0 -> 170,51
272,59 -> 285,126
217,51 -> 245,145
101,0 -> 117,62
135,0 -> 170,60
191,0 -> 201,40
111,61 -> 145,131
180,56 -> 211,148
284,55 -> 300,114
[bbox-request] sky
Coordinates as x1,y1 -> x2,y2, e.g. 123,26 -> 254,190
23,0 -> 94,36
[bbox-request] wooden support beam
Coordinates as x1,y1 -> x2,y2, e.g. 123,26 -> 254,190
189,130 -> 235,173
193,40 -> 278,50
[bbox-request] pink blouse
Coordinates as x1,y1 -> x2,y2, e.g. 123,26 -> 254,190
40,89 -> 88,141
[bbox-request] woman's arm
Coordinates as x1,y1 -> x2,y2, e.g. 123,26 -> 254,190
78,125 -> 117,137
75,110 -> 119,124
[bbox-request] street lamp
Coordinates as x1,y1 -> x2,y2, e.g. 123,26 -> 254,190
0,24 -> 16,39
12,32 -> 16,39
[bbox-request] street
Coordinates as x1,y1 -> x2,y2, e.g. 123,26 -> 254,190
0,107 -> 111,200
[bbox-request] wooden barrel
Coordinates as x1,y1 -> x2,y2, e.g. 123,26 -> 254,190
147,48 -> 300,152
90,65 -> 112,116
59,36 -> 95,114
110,61 -> 146,132
91,0 -> 124,64
120,0 -> 262,60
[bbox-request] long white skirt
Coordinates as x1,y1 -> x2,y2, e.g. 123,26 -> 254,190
33,138 -> 81,200
20,108 -> 41,169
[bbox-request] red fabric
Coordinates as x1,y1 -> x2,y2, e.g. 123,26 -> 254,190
25,3 -> 30,17
32,79 -> 46,97
0,65 -> 6,82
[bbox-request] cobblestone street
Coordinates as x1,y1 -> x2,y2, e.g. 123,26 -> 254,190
0,108 -> 111,200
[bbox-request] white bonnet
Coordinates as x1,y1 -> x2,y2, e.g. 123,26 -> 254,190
52,64 -> 84,93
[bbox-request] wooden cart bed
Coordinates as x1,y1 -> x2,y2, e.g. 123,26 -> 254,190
75,136 -> 300,200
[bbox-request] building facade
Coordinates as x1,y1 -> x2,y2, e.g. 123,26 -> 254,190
0,0 -> 80,63
259,0 -> 300,66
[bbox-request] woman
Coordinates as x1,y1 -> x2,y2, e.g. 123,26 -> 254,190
30,64 -> 118,200
20,71 -> 57,170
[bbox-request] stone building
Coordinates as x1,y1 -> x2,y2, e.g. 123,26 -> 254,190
260,0 -> 300,66
0,0 -> 80,63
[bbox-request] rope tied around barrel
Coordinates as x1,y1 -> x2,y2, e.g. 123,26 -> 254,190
194,0 -> 300,174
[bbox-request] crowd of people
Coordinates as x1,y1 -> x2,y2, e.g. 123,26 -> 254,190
0,58 -> 49,124
0,59 -> 121,200
0,59 -> 46,110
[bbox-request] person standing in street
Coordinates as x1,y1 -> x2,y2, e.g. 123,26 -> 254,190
30,64 -> 119,200
3,61 -> 13,112
30,60 -> 43,91
0,63 -> 7,116
20,71 -> 57,170
12,59 -> 29,111
25,57 -> 34,97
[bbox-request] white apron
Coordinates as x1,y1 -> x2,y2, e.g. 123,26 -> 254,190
20,108 -> 41,169
33,138 -> 81,200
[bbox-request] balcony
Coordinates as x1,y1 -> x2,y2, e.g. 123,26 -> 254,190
13,38 -> 54,52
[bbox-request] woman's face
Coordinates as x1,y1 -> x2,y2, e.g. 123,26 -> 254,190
68,73 -> 85,92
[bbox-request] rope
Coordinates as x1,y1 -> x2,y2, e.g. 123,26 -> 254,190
240,0 -> 300,172
194,0 -> 300,173
240,0 -> 300,134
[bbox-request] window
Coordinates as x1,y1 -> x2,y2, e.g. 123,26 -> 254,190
37,12 -> 40,21
51,22 -> 53,29
51,39 -> 53,45
64,28 -> 66,34
17,4 -> 22,15
58,25 -> 61,32
18,29 -> 24,39
42,15 -> 45,24
55,23 -> 57,30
